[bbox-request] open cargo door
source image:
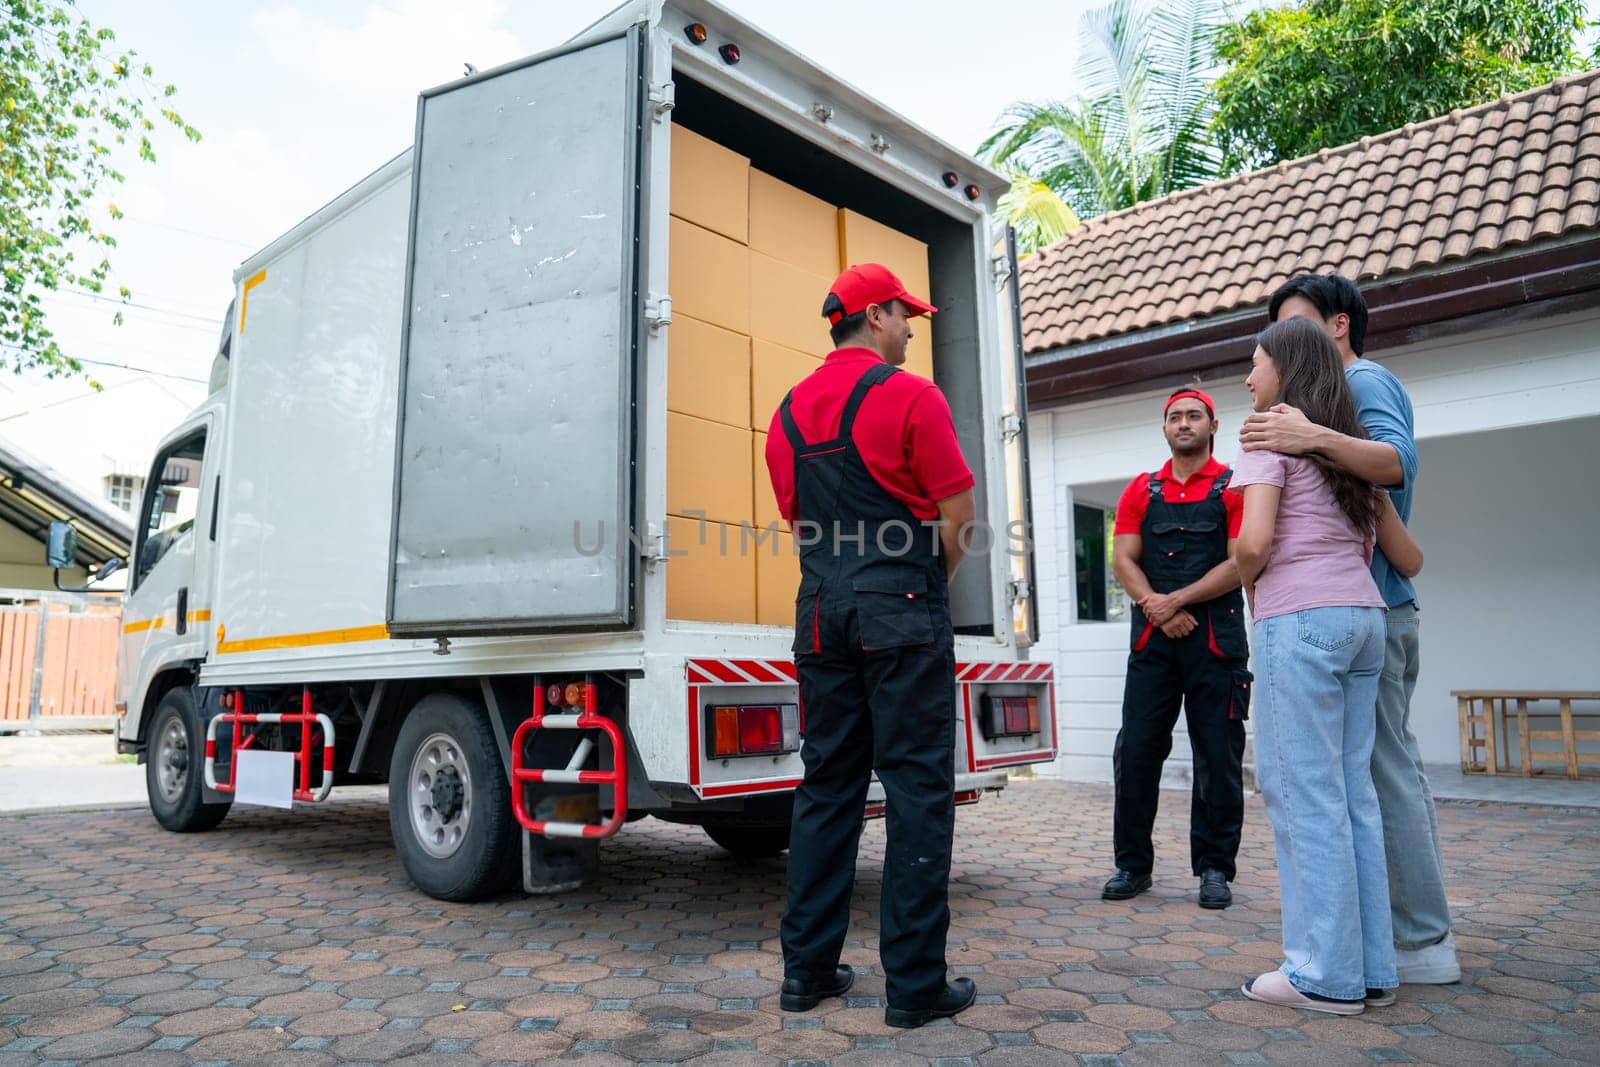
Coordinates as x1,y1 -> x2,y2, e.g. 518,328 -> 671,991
389,29 -> 647,636
997,227 -> 1038,647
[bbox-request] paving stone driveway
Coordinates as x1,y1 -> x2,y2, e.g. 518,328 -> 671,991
0,780 -> 1596,1066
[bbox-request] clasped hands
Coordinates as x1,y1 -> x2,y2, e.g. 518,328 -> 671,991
1138,591 -> 1196,639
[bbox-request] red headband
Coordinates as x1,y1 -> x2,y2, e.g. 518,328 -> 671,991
1164,389 -> 1215,417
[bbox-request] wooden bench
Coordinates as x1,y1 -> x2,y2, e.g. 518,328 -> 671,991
1455,690 -> 1600,779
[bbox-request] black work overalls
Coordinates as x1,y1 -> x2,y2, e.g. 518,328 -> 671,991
777,361 -> 956,1010
1112,470 -> 1250,881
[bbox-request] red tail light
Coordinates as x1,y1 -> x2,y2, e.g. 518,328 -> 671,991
705,704 -> 799,759
981,695 -> 1042,740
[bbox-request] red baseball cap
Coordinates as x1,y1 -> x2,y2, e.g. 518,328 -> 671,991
822,263 -> 937,324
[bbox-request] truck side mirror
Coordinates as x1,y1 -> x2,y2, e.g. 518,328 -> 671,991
46,521 -> 76,568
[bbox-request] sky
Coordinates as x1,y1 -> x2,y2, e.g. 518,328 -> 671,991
25,0 -> 1096,408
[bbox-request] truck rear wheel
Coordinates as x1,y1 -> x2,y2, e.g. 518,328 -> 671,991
702,823 -> 790,857
146,687 -> 231,832
388,692 -> 517,901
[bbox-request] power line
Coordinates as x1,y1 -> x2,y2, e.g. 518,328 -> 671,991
121,215 -> 257,251
77,358 -> 208,385
46,288 -> 223,328
0,343 -> 209,385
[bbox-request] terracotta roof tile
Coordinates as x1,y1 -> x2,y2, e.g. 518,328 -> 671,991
1020,69 -> 1600,354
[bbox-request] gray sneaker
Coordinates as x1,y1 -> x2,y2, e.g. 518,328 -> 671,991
1395,932 -> 1460,984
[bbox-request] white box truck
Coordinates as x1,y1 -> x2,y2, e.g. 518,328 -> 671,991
56,0 -> 1054,901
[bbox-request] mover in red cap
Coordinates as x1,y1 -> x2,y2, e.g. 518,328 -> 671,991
764,262 -> 977,1030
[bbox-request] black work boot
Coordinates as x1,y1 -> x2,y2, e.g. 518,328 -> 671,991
1198,869 -> 1232,910
779,964 -> 854,1012
1102,870 -> 1153,900
884,976 -> 976,1029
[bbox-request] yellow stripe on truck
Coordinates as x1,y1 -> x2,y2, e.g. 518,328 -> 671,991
239,269 -> 267,331
216,623 -> 389,655
123,609 -> 212,635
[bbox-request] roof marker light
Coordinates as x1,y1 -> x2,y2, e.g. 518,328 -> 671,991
941,171 -> 960,188
964,183 -> 982,201
684,23 -> 708,45
718,43 -> 741,65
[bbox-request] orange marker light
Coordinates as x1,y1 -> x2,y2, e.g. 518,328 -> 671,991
712,706 -> 739,758
684,22 -> 708,44
563,682 -> 585,708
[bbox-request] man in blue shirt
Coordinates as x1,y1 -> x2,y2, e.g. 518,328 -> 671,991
1239,274 -> 1459,987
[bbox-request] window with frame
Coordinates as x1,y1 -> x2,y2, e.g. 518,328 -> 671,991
1074,503 -> 1130,623
134,433 -> 206,587
105,474 -> 142,513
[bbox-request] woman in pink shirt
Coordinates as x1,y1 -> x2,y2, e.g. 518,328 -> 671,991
1230,318 -> 1422,1015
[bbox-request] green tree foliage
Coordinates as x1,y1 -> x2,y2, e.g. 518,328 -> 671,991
981,0 -> 1225,223
1213,0 -> 1587,171
1,0 -> 200,377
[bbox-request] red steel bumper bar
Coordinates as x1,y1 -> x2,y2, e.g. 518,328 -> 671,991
203,686 -> 335,803
511,679 -> 628,839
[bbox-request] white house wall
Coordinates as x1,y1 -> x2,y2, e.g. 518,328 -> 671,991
1031,307 -> 1600,782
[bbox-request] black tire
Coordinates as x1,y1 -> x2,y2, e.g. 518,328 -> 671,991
146,687 -> 230,832
702,823 -> 790,857
388,691 -> 517,901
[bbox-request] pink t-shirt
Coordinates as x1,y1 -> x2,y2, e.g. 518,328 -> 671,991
1229,450 -> 1385,621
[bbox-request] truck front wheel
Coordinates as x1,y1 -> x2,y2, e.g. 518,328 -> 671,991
388,692 -> 517,901
146,687 -> 231,832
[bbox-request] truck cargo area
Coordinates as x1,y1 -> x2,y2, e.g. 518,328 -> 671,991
667,73 -> 996,634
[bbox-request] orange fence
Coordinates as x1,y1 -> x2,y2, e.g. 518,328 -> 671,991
0,593 -> 121,725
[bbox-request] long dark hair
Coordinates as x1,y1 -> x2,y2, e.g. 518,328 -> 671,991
1254,318 -> 1378,533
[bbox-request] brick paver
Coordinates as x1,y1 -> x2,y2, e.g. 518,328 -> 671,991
1,780 -> 1596,1064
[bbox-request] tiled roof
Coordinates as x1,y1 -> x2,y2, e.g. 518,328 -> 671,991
1019,71 -> 1600,355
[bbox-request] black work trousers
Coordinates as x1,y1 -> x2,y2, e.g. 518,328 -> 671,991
1112,627 -> 1246,881
781,589 -> 956,1010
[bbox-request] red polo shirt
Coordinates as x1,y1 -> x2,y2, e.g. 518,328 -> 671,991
764,348 -> 973,522
1114,456 -> 1244,536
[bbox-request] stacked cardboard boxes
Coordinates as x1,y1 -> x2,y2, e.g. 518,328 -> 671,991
665,125 -> 933,625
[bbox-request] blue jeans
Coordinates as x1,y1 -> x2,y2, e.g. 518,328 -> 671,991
1254,606 -> 1397,998
1371,603 -> 1452,949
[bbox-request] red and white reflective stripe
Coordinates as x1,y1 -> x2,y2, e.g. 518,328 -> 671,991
202,704 -> 336,803
686,658 -> 799,686
956,661 -> 1054,684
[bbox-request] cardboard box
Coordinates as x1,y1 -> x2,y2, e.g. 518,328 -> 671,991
670,216 -> 751,334
751,340 -> 820,432
838,209 -> 934,379
755,529 -> 802,627
669,126 -> 748,243
749,170 -> 839,277
666,516 -> 756,624
749,251 -> 834,357
752,429 -> 784,530
667,411 -> 753,526
667,313 -> 751,429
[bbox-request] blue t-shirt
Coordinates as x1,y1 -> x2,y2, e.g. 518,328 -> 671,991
1346,359 -> 1418,608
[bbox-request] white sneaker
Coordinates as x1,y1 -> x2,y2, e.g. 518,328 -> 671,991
1395,932 -> 1460,984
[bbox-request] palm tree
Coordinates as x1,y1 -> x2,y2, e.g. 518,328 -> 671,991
996,171 -> 1080,256
981,0 -> 1224,225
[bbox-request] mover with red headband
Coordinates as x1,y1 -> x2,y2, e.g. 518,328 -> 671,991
1101,387 -> 1250,910
45,0 -> 1053,903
